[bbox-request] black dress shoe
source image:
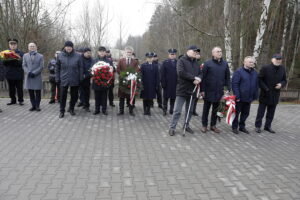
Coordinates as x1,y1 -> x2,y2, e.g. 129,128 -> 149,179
93,111 -> 100,115
70,110 -> 76,116
84,107 -> 91,112
192,112 -> 199,116
77,103 -> 83,107
29,107 -> 36,111
169,110 -> 173,115
49,100 -> 55,104
264,127 -> 276,133
102,111 -> 108,115
110,103 -> 115,107
232,129 -> 239,134
59,112 -> 64,118
7,102 -> 16,105
184,126 -> 194,134
255,127 -> 261,133
19,102 -> 24,106
129,111 -> 135,116
169,129 -> 175,136
117,111 -> 124,115
163,111 -> 167,116
239,128 -> 249,134
0,109 -> 2,113
36,108 -> 41,112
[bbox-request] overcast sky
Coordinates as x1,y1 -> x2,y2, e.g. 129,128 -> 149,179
46,0 -> 161,47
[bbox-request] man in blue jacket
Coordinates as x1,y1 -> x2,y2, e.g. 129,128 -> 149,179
231,56 -> 258,134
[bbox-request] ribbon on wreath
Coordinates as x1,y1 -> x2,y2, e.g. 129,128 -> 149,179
224,95 -> 236,125
130,79 -> 137,105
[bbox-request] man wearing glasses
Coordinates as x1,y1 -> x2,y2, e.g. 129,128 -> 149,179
255,54 -> 287,134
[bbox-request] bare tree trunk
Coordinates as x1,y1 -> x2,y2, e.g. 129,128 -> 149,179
224,0 -> 233,72
286,30 -> 300,89
253,0 -> 271,62
280,1 -> 291,55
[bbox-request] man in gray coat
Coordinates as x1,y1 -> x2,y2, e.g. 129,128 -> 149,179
56,41 -> 83,118
22,42 -> 44,111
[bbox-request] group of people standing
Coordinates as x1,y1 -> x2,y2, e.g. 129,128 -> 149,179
0,38 -> 287,137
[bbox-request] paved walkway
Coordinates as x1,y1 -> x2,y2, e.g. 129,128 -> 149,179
0,99 -> 300,200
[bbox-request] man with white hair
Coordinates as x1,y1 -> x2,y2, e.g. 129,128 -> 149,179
201,46 -> 231,133
22,42 -> 44,111
116,46 -> 140,116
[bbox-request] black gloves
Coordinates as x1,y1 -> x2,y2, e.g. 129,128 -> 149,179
28,72 -> 35,78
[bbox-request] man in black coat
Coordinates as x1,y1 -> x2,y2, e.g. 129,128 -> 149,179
201,47 -> 231,133
48,51 -> 61,104
168,45 -> 202,136
2,39 -> 24,106
255,54 -> 287,133
80,47 -> 93,112
92,46 -> 113,115
160,48 -> 178,116
56,41 -> 83,118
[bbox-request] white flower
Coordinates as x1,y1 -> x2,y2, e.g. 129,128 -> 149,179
126,72 -> 129,75
138,79 -> 141,82
217,112 -> 224,118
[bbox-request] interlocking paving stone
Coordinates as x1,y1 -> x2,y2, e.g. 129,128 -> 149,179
0,99 -> 300,200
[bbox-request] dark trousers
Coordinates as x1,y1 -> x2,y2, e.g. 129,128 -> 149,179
60,86 -> 79,113
232,102 -> 251,130
108,83 -> 114,105
143,99 -> 153,114
201,100 -> 220,127
120,97 -> 134,112
94,90 -> 108,112
7,79 -> 24,103
50,81 -> 60,101
192,98 -> 199,113
79,79 -> 91,108
255,103 -> 277,129
28,90 -> 41,108
163,97 -> 175,113
156,86 -> 162,106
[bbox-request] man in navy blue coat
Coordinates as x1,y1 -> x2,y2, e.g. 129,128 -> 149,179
2,39 -> 24,105
160,48 -> 178,116
201,47 -> 231,133
231,56 -> 258,134
141,52 -> 159,115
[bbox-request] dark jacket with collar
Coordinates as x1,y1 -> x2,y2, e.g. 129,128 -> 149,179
160,58 -> 177,99
176,54 -> 202,97
55,50 -> 83,87
232,66 -> 259,103
3,49 -> 24,80
201,58 -> 231,102
258,63 -> 287,105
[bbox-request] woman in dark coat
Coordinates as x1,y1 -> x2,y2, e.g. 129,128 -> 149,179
141,52 -> 159,115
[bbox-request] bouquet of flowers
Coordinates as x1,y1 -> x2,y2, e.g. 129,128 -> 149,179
216,94 -> 236,125
0,50 -> 21,61
91,61 -> 113,88
119,67 -> 142,105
